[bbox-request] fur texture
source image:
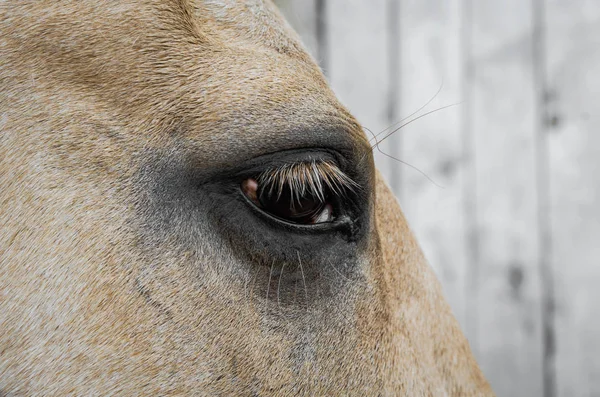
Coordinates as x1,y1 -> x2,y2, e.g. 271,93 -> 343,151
0,1 -> 494,395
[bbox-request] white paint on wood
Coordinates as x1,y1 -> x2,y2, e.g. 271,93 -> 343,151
395,0 -> 468,333
545,1 -> 600,396
468,1 -> 544,396
325,0 -> 394,186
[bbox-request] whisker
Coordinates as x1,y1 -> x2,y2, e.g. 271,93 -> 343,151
369,79 -> 445,144
243,268 -> 249,301
327,259 -> 351,283
381,149 -> 445,188
364,125 -> 444,189
373,102 -> 462,147
245,264 -> 259,308
266,259 -> 274,311
277,261 -> 286,310
297,251 -> 309,312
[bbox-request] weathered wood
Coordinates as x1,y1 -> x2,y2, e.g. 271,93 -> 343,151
276,2 -> 600,396
544,1 -> 600,396
325,0 -> 394,186
394,0 -> 468,333
467,1 -> 544,396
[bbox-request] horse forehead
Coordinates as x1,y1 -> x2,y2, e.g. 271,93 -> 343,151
14,1 -> 302,55
202,0 -> 273,19
197,0 -> 304,54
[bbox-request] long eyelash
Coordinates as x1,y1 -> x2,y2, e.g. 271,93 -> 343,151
256,160 -> 359,205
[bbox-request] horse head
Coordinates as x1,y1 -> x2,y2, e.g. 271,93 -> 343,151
0,1 -> 493,395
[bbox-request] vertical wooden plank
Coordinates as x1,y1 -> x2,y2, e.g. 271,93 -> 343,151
395,0 -> 468,334
532,1 -> 555,396
325,0 -> 394,185
544,1 -> 600,396
273,0 -> 319,60
468,1 -> 544,396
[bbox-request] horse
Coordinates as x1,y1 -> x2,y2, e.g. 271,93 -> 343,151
0,1 -> 494,395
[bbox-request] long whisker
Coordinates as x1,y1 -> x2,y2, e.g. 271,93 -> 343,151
266,259 -> 274,311
327,260 -> 350,283
277,261 -> 286,310
369,79 -> 444,144
364,125 -> 444,189
373,102 -> 462,147
379,148 -> 445,189
297,251 -> 308,312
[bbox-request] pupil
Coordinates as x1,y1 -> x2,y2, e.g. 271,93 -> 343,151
258,184 -> 327,224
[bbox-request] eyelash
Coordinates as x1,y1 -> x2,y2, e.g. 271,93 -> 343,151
255,160 -> 358,204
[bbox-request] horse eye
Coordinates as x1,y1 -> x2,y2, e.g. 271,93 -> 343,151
241,178 -> 334,224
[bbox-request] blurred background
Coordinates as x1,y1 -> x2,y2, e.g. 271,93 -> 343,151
273,1 -> 599,396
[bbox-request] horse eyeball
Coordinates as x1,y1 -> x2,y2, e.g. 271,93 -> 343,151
313,203 -> 333,224
241,178 -> 335,225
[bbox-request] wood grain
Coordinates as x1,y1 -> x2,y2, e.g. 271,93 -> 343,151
467,1 -> 544,395
395,0 -> 469,335
545,1 -> 600,396
325,0 -> 395,186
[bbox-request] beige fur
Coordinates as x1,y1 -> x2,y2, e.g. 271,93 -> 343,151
0,1 -> 494,395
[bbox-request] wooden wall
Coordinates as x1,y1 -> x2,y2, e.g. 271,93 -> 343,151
274,1 -> 600,396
